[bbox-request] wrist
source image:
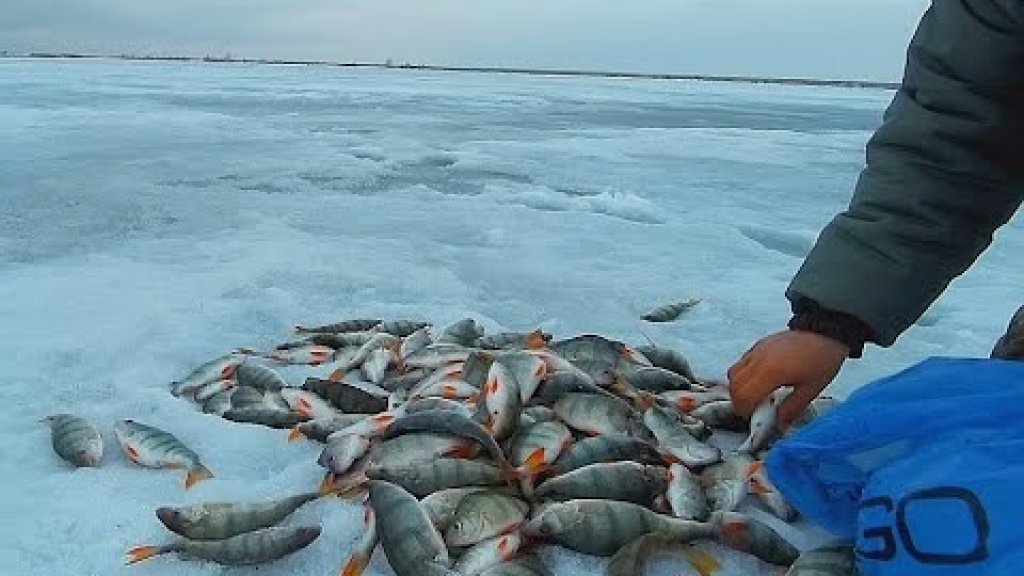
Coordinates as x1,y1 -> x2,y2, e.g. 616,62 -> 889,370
788,299 -> 873,359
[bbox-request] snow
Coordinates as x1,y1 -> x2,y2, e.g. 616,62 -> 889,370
1,58 -> 1020,575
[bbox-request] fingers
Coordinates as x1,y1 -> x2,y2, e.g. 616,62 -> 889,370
726,355 -> 753,383
776,379 -> 827,430
729,362 -> 777,419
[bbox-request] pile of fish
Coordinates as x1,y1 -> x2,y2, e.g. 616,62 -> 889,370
43,315 -> 853,575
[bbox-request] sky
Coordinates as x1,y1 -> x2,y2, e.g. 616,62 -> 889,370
1,0 -> 932,81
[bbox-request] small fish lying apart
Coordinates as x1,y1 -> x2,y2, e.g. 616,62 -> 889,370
641,298 -> 701,323
114,419 -> 213,489
42,414 -> 104,468
82,315 -> 841,573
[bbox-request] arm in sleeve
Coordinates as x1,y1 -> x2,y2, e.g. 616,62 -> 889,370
787,0 -> 1024,347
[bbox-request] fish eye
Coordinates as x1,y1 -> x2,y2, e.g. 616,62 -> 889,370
539,523 -> 552,535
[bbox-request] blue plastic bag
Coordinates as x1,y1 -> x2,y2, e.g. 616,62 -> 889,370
766,357 -> 1024,576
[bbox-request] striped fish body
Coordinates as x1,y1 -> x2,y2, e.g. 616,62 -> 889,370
454,532 -> 525,576
606,533 -> 720,576
375,320 -> 431,338
235,362 -> 287,392
533,462 -> 668,507
113,419 -> 212,489
785,545 -> 857,576
711,511 -> 799,566
617,367 -> 693,393
382,410 -> 507,467
421,487 -> 496,531
43,414 -> 103,468
369,480 -> 452,576
634,345 -> 699,382
155,493 -> 318,540
494,352 -> 548,402
691,400 -> 747,431
222,408 -> 309,429
289,415 -> 367,443
295,318 -> 382,334
404,344 -> 473,369
643,406 -> 721,468
368,432 -> 475,468
547,435 -> 663,476
399,326 -> 433,359
366,458 -> 505,497
171,355 -> 242,397
202,389 -> 236,416
641,298 -> 700,323
130,526 -> 320,565
510,420 -> 572,473
303,377 -> 388,413
444,491 -> 529,547
524,499 -> 713,557
667,463 -> 709,521
551,393 -> 643,438
479,555 -> 549,576
437,318 -> 484,347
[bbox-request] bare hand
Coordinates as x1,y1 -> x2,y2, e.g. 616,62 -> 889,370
727,330 -> 849,428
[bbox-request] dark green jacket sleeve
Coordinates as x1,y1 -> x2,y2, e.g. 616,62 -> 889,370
787,0 -> 1024,347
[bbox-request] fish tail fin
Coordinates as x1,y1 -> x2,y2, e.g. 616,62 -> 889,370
525,329 -> 548,350
521,448 -> 547,475
637,390 -> 658,411
287,426 -> 306,442
125,545 -> 166,565
184,465 -> 214,489
319,473 -> 337,495
340,554 -> 369,576
679,545 -> 722,576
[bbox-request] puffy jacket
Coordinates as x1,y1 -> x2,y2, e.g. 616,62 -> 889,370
787,0 -> 1024,349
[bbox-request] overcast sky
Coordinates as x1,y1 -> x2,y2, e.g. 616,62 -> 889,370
2,0 -> 932,81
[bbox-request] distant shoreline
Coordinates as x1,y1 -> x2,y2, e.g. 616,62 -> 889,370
0,52 -> 900,90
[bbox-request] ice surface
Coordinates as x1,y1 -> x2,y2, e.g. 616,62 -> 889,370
1,58 -> 1020,575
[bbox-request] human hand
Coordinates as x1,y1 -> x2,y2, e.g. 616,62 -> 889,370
727,330 -> 849,428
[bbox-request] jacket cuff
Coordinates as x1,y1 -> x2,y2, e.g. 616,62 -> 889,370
788,298 -> 874,359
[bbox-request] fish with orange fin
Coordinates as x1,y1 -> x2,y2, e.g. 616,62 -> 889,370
340,504 -> 378,576
478,361 -> 523,442
235,344 -> 335,366
125,525 -> 320,566
494,351 -> 548,403
295,318 -> 382,334
113,419 -> 213,489
747,461 -> 798,522
711,511 -> 799,565
607,532 -> 721,576
737,388 -> 791,454
510,420 -> 573,491
328,404 -> 408,439
280,388 -> 341,420
533,461 -> 669,508
454,531 -> 525,575
475,329 -> 551,351
171,354 -> 244,397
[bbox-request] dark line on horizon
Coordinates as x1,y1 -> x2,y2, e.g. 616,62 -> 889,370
0,52 -> 900,90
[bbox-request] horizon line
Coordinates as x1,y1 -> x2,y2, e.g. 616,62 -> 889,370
0,51 -> 900,90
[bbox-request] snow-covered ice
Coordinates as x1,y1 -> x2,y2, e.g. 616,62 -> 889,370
0,58 -> 1020,575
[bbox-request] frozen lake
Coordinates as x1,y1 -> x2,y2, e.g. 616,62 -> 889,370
1,58 -> 1020,575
